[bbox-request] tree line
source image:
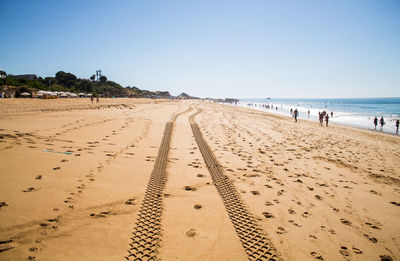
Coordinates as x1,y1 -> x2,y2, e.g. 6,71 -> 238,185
0,70 -> 170,98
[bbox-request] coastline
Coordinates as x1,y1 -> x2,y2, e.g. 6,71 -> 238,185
233,99 -> 400,136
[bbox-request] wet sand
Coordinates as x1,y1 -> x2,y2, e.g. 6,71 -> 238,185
0,98 -> 399,260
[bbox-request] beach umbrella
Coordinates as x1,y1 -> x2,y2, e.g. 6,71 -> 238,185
20,92 -> 30,96
87,93 -> 93,97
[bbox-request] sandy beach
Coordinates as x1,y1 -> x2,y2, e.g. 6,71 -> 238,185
0,98 -> 399,261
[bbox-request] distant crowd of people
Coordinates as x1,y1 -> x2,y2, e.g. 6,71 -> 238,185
290,108 -> 332,127
246,103 -> 399,135
318,111 -> 331,127
373,116 -> 385,131
289,107 -> 399,134
374,116 -> 400,134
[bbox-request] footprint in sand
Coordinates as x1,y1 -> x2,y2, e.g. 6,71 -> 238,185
365,222 -> 381,230
314,195 -> 323,200
340,218 -> 352,226
263,212 -> 274,218
339,246 -> 350,257
380,255 -> 393,261
29,247 -> 38,252
369,190 -> 382,195
277,190 -> 285,196
0,202 -> 8,209
90,211 -> 111,218
364,234 -> 378,243
23,187 -> 38,192
310,251 -> 324,260
194,204 -> 202,209
64,197 -> 73,203
35,175 -> 42,180
288,220 -> 302,227
186,229 -> 197,237
276,227 -> 287,234
125,199 -> 136,205
184,186 -> 197,191
332,207 -> 339,212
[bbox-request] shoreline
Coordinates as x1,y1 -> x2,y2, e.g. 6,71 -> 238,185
228,101 -> 400,137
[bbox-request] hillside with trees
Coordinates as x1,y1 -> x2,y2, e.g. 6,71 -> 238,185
0,70 -> 173,98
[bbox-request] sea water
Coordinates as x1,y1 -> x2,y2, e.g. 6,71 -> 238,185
236,98 -> 400,134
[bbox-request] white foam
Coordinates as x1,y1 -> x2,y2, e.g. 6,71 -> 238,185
228,101 -> 399,135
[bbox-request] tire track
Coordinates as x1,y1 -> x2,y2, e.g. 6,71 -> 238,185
125,108 -> 190,260
189,109 -> 280,261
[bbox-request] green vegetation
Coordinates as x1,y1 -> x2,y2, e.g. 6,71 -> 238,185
0,70 -> 172,98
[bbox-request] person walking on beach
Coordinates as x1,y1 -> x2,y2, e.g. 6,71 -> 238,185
290,108 -> 293,115
318,112 -> 321,125
96,97 -> 99,103
308,110 -> 310,118
380,117 -> 385,131
374,117 -> 378,130
318,112 -> 323,126
90,96 -> 94,104
331,111 -> 333,117
325,114 -> 329,127
396,119 -> 399,134
294,109 -> 299,122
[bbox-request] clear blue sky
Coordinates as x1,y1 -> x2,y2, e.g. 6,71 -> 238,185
1,0 -> 399,98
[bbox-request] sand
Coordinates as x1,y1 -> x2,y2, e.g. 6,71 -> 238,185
0,98 -> 399,261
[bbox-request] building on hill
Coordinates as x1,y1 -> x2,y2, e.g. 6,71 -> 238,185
154,91 -> 171,98
8,74 -> 37,80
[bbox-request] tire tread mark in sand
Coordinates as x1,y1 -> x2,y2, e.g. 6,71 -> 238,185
125,108 -> 191,260
189,109 -> 280,261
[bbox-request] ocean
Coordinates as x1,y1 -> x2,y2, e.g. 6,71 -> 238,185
236,98 -> 400,134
